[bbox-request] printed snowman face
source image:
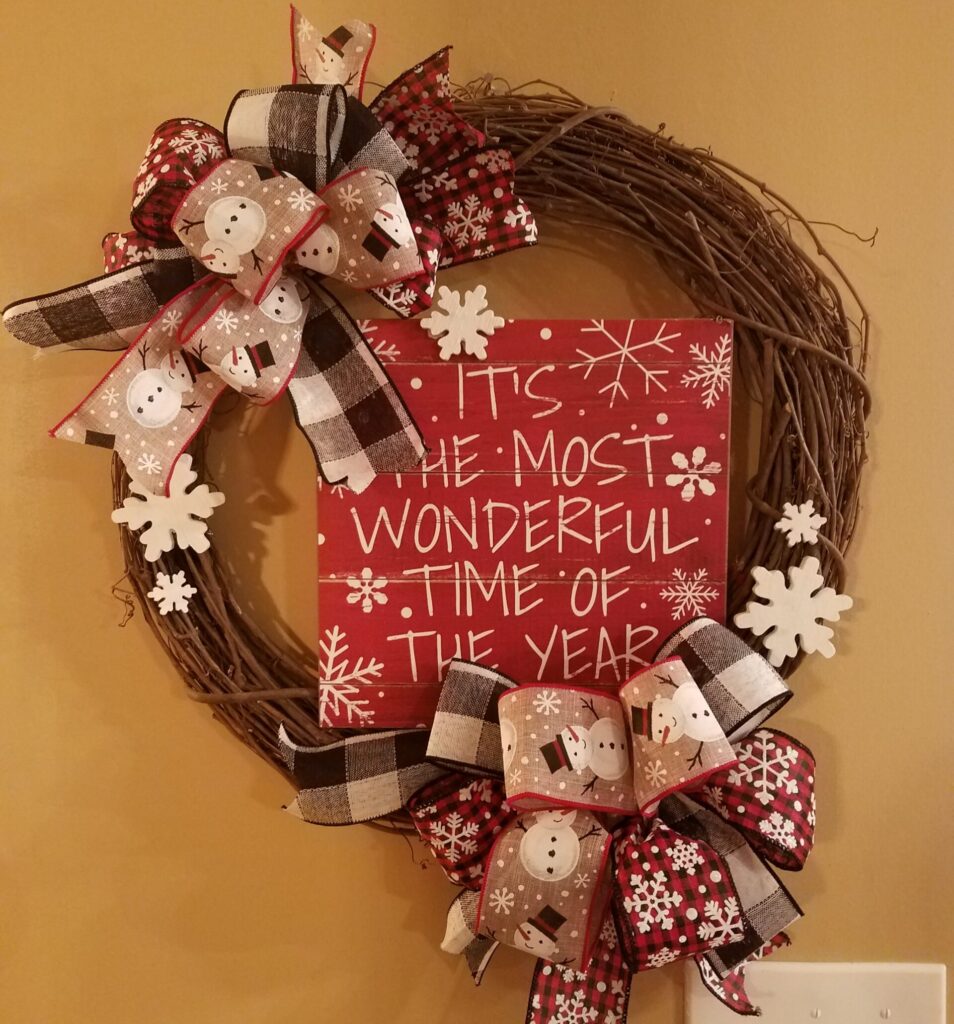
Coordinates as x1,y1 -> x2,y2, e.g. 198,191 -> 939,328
217,348 -> 257,390
519,809 -> 581,881
513,922 -> 558,959
649,698 -> 685,746
557,725 -> 590,771
204,197 -> 267,252
159,351 -> 196,394
126,369 -> 183,428
309,41 -> 346,84
588,718 -> 629,780
260,277 -> 303,323
500,717 -> 517,770
199,241 -> 242,275
297,223 -> 340,276
374,203 -> 414,247
673,685 -> 723,743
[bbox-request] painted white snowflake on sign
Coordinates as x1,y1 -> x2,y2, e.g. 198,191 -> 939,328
622,869 -> 683,933
503,201 -> 537,242
659,568 -> 719,620
346,567 -> 388,614
728,730 -> 799,806
573,871 -> 590,889
734,555 -> 853,666
759,810 -> 798,849
572,321 -> 678,406
697,897 -> 744,946
428,811 -> 480,860
111,454 -> 225,562
551,989 -> 598,1024
373,282 -> 416,317
681,333 -> 732,408
445,194 -> 493,245
318,625 -> 380,727
421,285 -> 505,361
775,500 -> 827,547
665,446 -> 722,502
136,453 -> 162,476
532,688 -> 562,716
101,387 -> 119,407
147,570 -> 196,615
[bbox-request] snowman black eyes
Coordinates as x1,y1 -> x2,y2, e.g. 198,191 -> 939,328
550,836 -> 557,842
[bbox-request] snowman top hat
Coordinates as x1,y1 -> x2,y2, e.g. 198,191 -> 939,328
631,703 -> 655,739
241,340 -> 276,377
528,904 -> 566,941
181,349 -> 204,383
540,729 -> 578,773
322,25 -> 354,57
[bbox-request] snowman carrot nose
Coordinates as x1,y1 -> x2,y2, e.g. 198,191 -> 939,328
566,727 -> 579,743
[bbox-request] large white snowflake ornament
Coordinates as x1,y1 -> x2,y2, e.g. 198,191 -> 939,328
774,500 -> 827,547
734,555 -> 853,666
147,571 -> 197,615
421,285 -> 505,360
111,455 -> 225,562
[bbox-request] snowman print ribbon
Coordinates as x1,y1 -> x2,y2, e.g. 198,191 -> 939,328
4,9 -> 538,497
407,617 -> 814,1014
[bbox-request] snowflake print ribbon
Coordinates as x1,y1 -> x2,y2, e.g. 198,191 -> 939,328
279,618 -> 816,1022
3,8 -> 537,501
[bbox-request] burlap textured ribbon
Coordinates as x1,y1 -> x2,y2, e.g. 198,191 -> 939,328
279,616 -> 814,1019
3,10 -> 538,494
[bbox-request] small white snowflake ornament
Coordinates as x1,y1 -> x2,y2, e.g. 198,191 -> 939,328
147,571 -> 197,615
734,555 -> 853,667
111,455 -> 225,562
774,500 -> 827,547
420,284 -> 505,360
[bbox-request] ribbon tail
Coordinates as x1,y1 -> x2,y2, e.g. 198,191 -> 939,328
525,924 -> 632,1024
2,247 -> 205,353
278,724 -> 444,825
50,280 -> 228,495
286,279 -> 426,493
696,932 -> 791,1016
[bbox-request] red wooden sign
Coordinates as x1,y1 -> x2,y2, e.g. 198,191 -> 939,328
316,318 -> 732,728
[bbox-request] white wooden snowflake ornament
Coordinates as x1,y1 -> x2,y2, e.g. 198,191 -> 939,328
111,455 -> 225,562
420,284 -> 505,360
734,555 -> 853,667
774,500 -> 827,547
147,571 -> 197,615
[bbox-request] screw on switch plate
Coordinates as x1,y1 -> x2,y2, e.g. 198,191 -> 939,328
685,963 -> 946,1024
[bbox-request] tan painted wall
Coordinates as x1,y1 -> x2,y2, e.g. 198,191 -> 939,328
1,2 -> 951,1021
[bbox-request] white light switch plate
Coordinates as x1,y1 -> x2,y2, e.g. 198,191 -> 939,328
685,962 -> 946,1024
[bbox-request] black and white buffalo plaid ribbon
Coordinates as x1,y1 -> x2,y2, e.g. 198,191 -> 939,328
2,247 -> 205,352
425,660 -> 518,776
278,725 -> 444,825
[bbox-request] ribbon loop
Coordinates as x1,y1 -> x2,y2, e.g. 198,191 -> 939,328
131,119 -> 227,242
172,159 -> 327,303
290,9 -> 375,98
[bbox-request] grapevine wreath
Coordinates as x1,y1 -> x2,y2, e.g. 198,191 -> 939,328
5,9 -> 869,1022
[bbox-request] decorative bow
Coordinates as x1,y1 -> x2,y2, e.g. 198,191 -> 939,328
277,618 -> 816,1021
2,9 -> 537,497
